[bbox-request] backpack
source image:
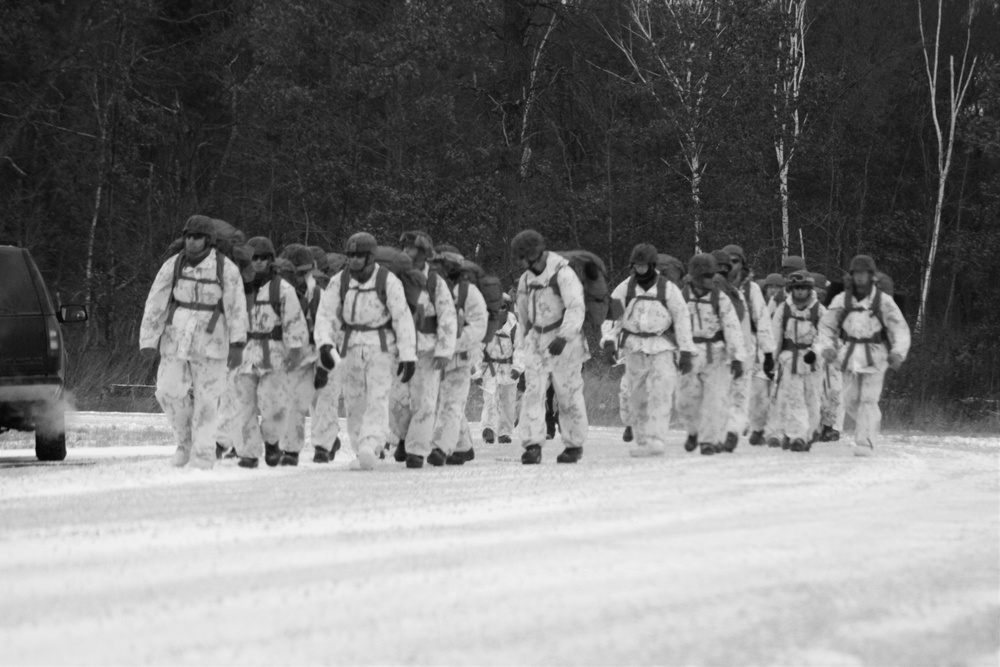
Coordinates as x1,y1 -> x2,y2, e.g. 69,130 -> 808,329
162,218 -> 246,264
552,249 -> 610,337
165,249 -> 227,334
837,283 -> 889,348
656,254 -> 685,287
460,260 -> 505,343
619,273 -> 676,347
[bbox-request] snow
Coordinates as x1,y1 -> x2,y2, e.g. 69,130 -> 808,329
0,413 -> 998,665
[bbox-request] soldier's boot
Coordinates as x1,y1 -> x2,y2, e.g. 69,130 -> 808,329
393,439 -> 407,463
355,446 -> 377,470
699,442 -> 716,455
313,445 -> 331,464
264,442 -> 282,467
623,426 -> 634,442
722,432 -> 739,453
427,448 -> 447,467
781,437 -> 791,450
767,436 -> 782,448
497,435 -> 512,444
279,450 -> 299,466
215,442 -> 228,460
748,430 -> 765,446
238,456 -> 259,469
445,451 -> 466,465
405,454 -> 424,469
556,447 -> 582,464
821,425 -> 841,442
684,434 -> 698,452
482,428 -> 495,444
790,438 -> 806,452
521,444 -> 542,465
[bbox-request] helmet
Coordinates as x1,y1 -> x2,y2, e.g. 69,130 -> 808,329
182,215 -> 217,245
345,232 -> 377,254
722,244 -> 745,266
231,243 -> 253,266
764,272 -> 784,287
272,256 -> 294,277
785,270 -> 815,288
399,230 -> 435,254
281,243 -> 314,270
809,272 -> 828,290
849,255 -> 877,274
711,249 -> 732,272
511,229 -> 546,260
435,250 -> 465,272
308,246 -> 328,272
688,253 -> 718,278
629,243 -> 658,266
782,255 -> 806,272
247,236 -> 275,259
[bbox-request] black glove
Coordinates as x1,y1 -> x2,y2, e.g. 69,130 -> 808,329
803,350 -> 817,365
678,350 -> 693,375
314,368 -> 329,390
548,336 -> 567,356
763,352 -> 775,380
603,342 -> 617,365
517,372 -> 526,393
730,359 -> 744,380
510,369 -> 521,382
319,344 -> 336,370
397,360 -> 416,384
227,346 -> 243,370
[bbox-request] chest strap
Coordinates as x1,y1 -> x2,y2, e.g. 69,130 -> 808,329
692,331 -> 725,363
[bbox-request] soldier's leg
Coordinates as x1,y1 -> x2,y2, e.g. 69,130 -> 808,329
748,375 -> 770,434
215,370 -> 240,454
841,370 -> 862,439
805,371 -> 823,442
389,370 -> 413,448
256,369 -> 290,454
341,351 -> 367,456
854,371 -> 885,447
497,381 -> 517,439
283,366 -> 314,455
232,372 -> 263,460
311,365 -> 341,453
155,356 -> 194,464
187,357 -> 229,468
675,358 -> 706,438
480,371 -> 499,436
433,359 -> 472,456
726,369 -> 751,440
404,354 -> 440,460
626,353 -> 651,448
619,370 -> 633,427
456,415 -> 474,455
355,348 -> 394,463
645,352 -> 677,453
698,359 -> 732,447
779,373 -> 809,444
515,349 -> 548,449
550,352 -> 588,451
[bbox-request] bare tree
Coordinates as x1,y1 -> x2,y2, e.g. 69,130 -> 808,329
773,0 -> 807,259
916,0 -> 977,334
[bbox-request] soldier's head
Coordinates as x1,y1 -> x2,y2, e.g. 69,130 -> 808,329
281,243 -> 315,288
629,243 -> 658,278
400,231 -> 434,268
848,254 -> 877,291
308,246 -> 328,276
711,250 -> 733,281
344,232 -> 377,273
764,272 -> 783,301
810,272 -> 828,304
781,255 -> 806,277
182,215 -> 216,256
511,229 -> 546,274
434,250 -> 465,283
786,270 -> 814,304
688,253 -> 718,293
722,244 -> 746,280
247,237 -> 276,276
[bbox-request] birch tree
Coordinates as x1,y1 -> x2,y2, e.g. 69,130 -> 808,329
916,0 -> 977,334
773,0 -> 807,259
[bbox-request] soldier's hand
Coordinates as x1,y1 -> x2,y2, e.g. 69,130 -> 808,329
821,347 -> 837,364
678,350 -> 693,375
547,336 -> 567,356
730,359 -> 744,380
433,356 -> 450,372
319,344 -> 336,370
510,369 -> 521,382
397,360 -> 416,384
603,341 -> 617,365
516,372 -> 526,393
227,345 -> 243,370
314,367 -> 329,390
763,352 -> 775,380
803,349 -> 817,365
888,352 -> 904,370
140,347 -> 158,362
284,346 -> 304,371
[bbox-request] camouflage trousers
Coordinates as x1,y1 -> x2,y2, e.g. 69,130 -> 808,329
155,355 -> 228,467
725,367 -> 752,438
389,353 -> 441,458
517,347 -> 588,450
772,366 -> 822,442
676,356 -> 732,446
820,363 -> 844,430
342,346 -> 394,458
618,370 -> 632,427
232,369 -> 290,458
433,356 -> 472,456
843,370 -> 885,447
311,365 -> 342,450
748,375 -> 772,435
215,370 -> 244,450
625,351 -> 678,450
480,369 -> 517,438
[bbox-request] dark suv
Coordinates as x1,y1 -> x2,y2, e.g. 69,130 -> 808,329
0,244 -> 87,460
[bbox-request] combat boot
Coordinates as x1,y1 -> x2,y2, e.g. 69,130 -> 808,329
622,426 -> 634,442
482,428 -> 495,444
781,437 -> 791,450
497,435 -> 512,444
556,447 -> 582,463
820,425 -> 840,442
722,432 -> 739,453
238,456 -> 259,469
684,434 -> 698,452
427,448 -> 447,467
264,442 -> 282,467
405,454 -> 424,469
699,443 -> 716,455
790,438 -> 806,452
766,436 -> 782,448
748,430 -> 765,446
393,439 -> 407,462
215,442 -> 228,460
279,451 -> 299,466
445,451 -> 466,465
521,444 -> 542,464
313,445 -> 331,464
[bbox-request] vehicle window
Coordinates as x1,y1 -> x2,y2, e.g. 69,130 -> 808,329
0,249 -> 43,314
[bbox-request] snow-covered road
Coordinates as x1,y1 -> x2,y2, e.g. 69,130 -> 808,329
1,413 -> 998,665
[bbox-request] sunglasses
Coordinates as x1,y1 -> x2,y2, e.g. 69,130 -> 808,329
252,254 -> 273,261
346,251 -> 368,259
184,232 -> 207,240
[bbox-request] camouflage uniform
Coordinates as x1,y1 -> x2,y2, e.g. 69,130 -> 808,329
728,278 -> 776,440
817,282 -> 910,453
140,249 -> 247,468
479,310 -> 521,441
514,252 -> 590,454
389,267 -> 457,459
606,274 -> 695,455
771,294 -> 826,446
314,267 -> 416,466
434,280 -> 487,457
675,285 -> 746,450
232,275 -> 309,459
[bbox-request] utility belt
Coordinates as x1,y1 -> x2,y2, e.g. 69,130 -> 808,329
529,317 -> 563,334
340,321 -> 392,357
781,339 -> 814,374
840,332 -> 888,371
248,326 -> 284,370
692,330 -> 725,363
483,350 -> 513,376
415,315 -> 439,335
619,326 -> 676,351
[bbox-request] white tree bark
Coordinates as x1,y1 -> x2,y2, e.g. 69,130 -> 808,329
773,0 -> 807,259
916,0 -> 977,334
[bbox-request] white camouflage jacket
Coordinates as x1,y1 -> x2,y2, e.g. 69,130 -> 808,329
604,274 -> 696,356
817,286 -> 910,374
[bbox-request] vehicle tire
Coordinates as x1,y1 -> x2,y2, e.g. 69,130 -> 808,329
35,410 -> 67,461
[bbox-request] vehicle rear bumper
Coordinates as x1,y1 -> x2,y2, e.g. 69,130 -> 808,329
0,377 -> 63,404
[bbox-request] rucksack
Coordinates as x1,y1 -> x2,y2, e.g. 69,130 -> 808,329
681,278 -> 728,359
779,299 -> 821,339
165,249 -> 227,334
460,260 -> 505,343
619,273 -> 677,347
551,249 -> 610,336
656,254 -> 685,287
162,217 -> 246,264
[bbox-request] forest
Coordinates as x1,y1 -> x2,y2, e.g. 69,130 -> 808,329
1,0 -> 998,424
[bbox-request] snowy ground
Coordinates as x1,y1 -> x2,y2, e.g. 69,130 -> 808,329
1,413 -> 998,666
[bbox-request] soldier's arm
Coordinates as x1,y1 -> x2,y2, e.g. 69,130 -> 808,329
433,277 -> 458,359
751,282 -> 776,354
816,294 -> 844,355
139,258 -> 178,350
881,296 -> 911,360
386,276 -> 417,362
221,257 -> 248,346
513,276 -> 529,351
510,315 -> 525,373
314,275 -> 343,351
456,285 -> 488,351
555,265 -> 586,339
666,283 -> 697,353
603,280 -> 629,345
719,293 -> 746,362
279,280 -> 310,348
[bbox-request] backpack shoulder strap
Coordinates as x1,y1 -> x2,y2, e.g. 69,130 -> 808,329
375,265 -> 389,307
780,301 -> 790,337
339,267 -> 351,304
711,284 -> 721,320
548,265 -> 562,298
657,274 -> 668,307
269,275 -> 282,318
457,278 -> 469,310
624,276 -> 637,309
215,249 -> 225,286
810,301 -> 820,329
426,270 -> 438,305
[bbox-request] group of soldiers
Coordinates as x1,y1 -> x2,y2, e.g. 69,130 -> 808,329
139,215 -> 911,470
